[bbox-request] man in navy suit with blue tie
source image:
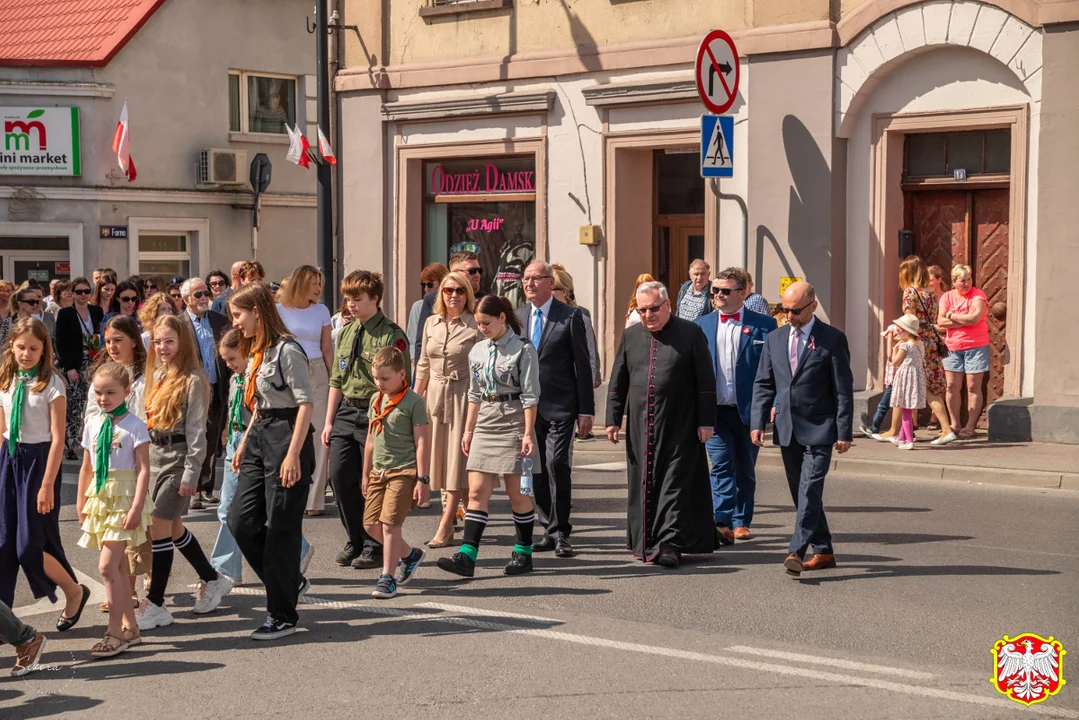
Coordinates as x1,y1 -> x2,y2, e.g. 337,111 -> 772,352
750,281 -> 854,577
695,269 -> 777,545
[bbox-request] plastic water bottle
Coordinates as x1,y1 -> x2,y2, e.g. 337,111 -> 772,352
519,456 -> 534,496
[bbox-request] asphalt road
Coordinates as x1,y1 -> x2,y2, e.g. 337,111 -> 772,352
3,444 -> 1077,719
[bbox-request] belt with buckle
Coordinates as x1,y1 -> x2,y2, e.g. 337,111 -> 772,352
149,431 -> 186,447
484,392 -> 521,402
259,407 -> 299,419
345,397 -> 370,409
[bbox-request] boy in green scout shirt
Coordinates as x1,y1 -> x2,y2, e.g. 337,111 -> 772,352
361,347 -> 429,599
323,271 -> 411,570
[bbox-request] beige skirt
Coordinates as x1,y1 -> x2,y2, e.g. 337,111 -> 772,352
465,399 -> 541,477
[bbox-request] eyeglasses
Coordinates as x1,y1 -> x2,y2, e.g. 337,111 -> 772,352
119,294 -> 138,303
18,298 -> 39,306
710,286 -> 745,296
420,281 -> 437,291
190,290 -> 208,299
74,288 -> 92,296
523,275 -> 552,284
780,302 -> 814,315
442,287 -> 466,297
637,302 -> 668,315
152,338 -> 177,347
465,267 -> 483,276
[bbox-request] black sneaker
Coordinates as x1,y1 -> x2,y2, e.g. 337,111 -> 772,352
297,576 -> 311,600
394,547 -> 426,586
250,615 -> 297,641
504,552 -> 533,576
437,552 -> 476,577
350,546 -> 381,569
335,543 -> 357,567
371,574 -> 397,599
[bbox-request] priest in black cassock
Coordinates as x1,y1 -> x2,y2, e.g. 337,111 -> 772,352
605,281 -> 717,568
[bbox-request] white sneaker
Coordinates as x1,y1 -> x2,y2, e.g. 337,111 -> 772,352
192,574 -> 234,615
135,599 -> 174,630
299,543 -> 315,576
930,432 -> 957,446
870,433 -> 883,441
897,442 -> 915,450
889,436 -> 901,445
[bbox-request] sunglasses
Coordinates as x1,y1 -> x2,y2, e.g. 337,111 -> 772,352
190,290 -> 208,299
442,286 -> 467,297
170,293 -> 182,299
19,298 -> 40,306
780,302 -> 814,315
637,302 -> 668,315
74,288 -> 92,296
119,294 -> 138,303
710,286 -> 745,296
465,267 -> 483,276
420,281 -> 436,291
209,280 -> 226,287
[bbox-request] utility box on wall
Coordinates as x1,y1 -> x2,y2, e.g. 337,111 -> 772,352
579,225 -> 599,246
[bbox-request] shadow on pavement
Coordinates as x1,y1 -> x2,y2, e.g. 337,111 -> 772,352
3,692 -> 103,719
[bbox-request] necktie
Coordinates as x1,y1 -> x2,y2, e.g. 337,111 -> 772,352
789,327 -> 802,375
345,321 -> 367,377
244,352 -> 262,411
720,312 -> 740,323
531,308 -> 543,349
7,368 -> 34,448
94,402 -> 128,494
228,377 -> 245,443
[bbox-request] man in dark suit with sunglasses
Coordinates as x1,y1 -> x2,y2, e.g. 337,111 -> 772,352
695,268 -> 777,546
750,281 -> 853,578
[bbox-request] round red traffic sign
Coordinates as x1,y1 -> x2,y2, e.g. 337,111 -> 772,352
695,30 -> 740,115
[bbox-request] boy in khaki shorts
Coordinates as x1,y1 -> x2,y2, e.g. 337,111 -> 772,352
362,347 -> 431,599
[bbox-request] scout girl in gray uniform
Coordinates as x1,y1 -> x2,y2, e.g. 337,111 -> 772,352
135,315 -> 232,632
227,283 -> 315,641
437,295 -> 540,579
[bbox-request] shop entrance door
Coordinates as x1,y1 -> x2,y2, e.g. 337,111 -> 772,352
653,217 -> 705,306
1,250 -> 71,284
904,187 -> 1010,425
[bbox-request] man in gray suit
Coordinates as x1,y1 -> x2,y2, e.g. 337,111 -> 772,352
750,282 -> 854,577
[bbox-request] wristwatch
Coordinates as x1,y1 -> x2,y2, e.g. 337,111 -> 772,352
417,475 -> 431,485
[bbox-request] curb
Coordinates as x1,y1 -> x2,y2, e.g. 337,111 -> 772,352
757,451 -> 1079,490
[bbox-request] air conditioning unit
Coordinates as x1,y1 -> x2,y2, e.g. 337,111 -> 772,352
198,149 -> 247,186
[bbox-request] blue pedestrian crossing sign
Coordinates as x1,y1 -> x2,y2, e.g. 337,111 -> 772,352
701,115 -> 734,178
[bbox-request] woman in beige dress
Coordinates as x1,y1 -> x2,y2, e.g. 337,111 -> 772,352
415,271 -> 481,547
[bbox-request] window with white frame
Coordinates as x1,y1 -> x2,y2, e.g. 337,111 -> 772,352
228,71 -> 298,135
138,234 -> 191,279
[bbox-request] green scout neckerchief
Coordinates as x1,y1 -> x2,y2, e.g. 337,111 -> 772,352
228,377 -> 245,442
94,402 -> 128,494
7,368 -> 35,449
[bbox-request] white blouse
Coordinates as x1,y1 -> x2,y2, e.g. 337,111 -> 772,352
0,372 -> 66,444
276,303 -> 331,359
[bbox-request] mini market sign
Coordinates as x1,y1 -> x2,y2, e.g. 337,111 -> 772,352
0,107 -> 81,176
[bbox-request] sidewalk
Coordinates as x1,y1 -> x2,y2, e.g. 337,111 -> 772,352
757,428 -> 1079,490
574,429 -> 1079,491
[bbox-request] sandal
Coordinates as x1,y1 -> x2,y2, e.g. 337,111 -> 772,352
957,428 -> 977,439
57,584 -> 90,632
90,631 -> 130,659
121,626 -> 142,647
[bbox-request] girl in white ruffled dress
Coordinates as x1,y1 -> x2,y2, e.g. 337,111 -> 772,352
76,361 -> 153,658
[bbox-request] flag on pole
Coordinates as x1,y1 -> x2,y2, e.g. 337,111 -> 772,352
286,124 -> 311,168
317,126 -> 337,166
112,101 -> 136,182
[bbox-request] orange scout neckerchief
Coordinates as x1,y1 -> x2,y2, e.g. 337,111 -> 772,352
370,387 -> 408,435
244,351 -> 263,411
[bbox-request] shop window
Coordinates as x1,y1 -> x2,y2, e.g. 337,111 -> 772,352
139,234 -> 191,279
423,157 -> 536,308
655,151 -> 705,216
228,71 -> 297,135
903,129 -> 1011,179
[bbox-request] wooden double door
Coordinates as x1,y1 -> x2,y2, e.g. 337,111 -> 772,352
904,187 -> 1010,420
653,215 -> 705,302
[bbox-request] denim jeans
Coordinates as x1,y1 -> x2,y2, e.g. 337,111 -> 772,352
0,601 -> 35,647
211,433 -> 311,582
870,385 -> 894,434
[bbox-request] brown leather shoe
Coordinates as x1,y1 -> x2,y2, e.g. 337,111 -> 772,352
715,524 -> 734,546
783,552 -> 802,576
802,553 -> 837,571
733,527 -> 753,540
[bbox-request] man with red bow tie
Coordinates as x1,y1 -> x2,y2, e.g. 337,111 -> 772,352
694,268 -> 777,546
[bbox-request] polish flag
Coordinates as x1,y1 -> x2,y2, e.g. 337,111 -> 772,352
286,124 -> 311,168
317,126 -> 337,165
112,101 -> 137,181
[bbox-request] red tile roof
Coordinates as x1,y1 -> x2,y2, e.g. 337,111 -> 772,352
0,0 -> 167,67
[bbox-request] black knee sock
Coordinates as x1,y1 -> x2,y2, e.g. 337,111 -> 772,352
512,510 -> 535,555
174,529 -> 218,583
459,510 -> 488,561
147,538 -> 174,607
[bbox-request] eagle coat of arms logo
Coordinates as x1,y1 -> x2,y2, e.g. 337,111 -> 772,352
991,633 -> 1066,706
